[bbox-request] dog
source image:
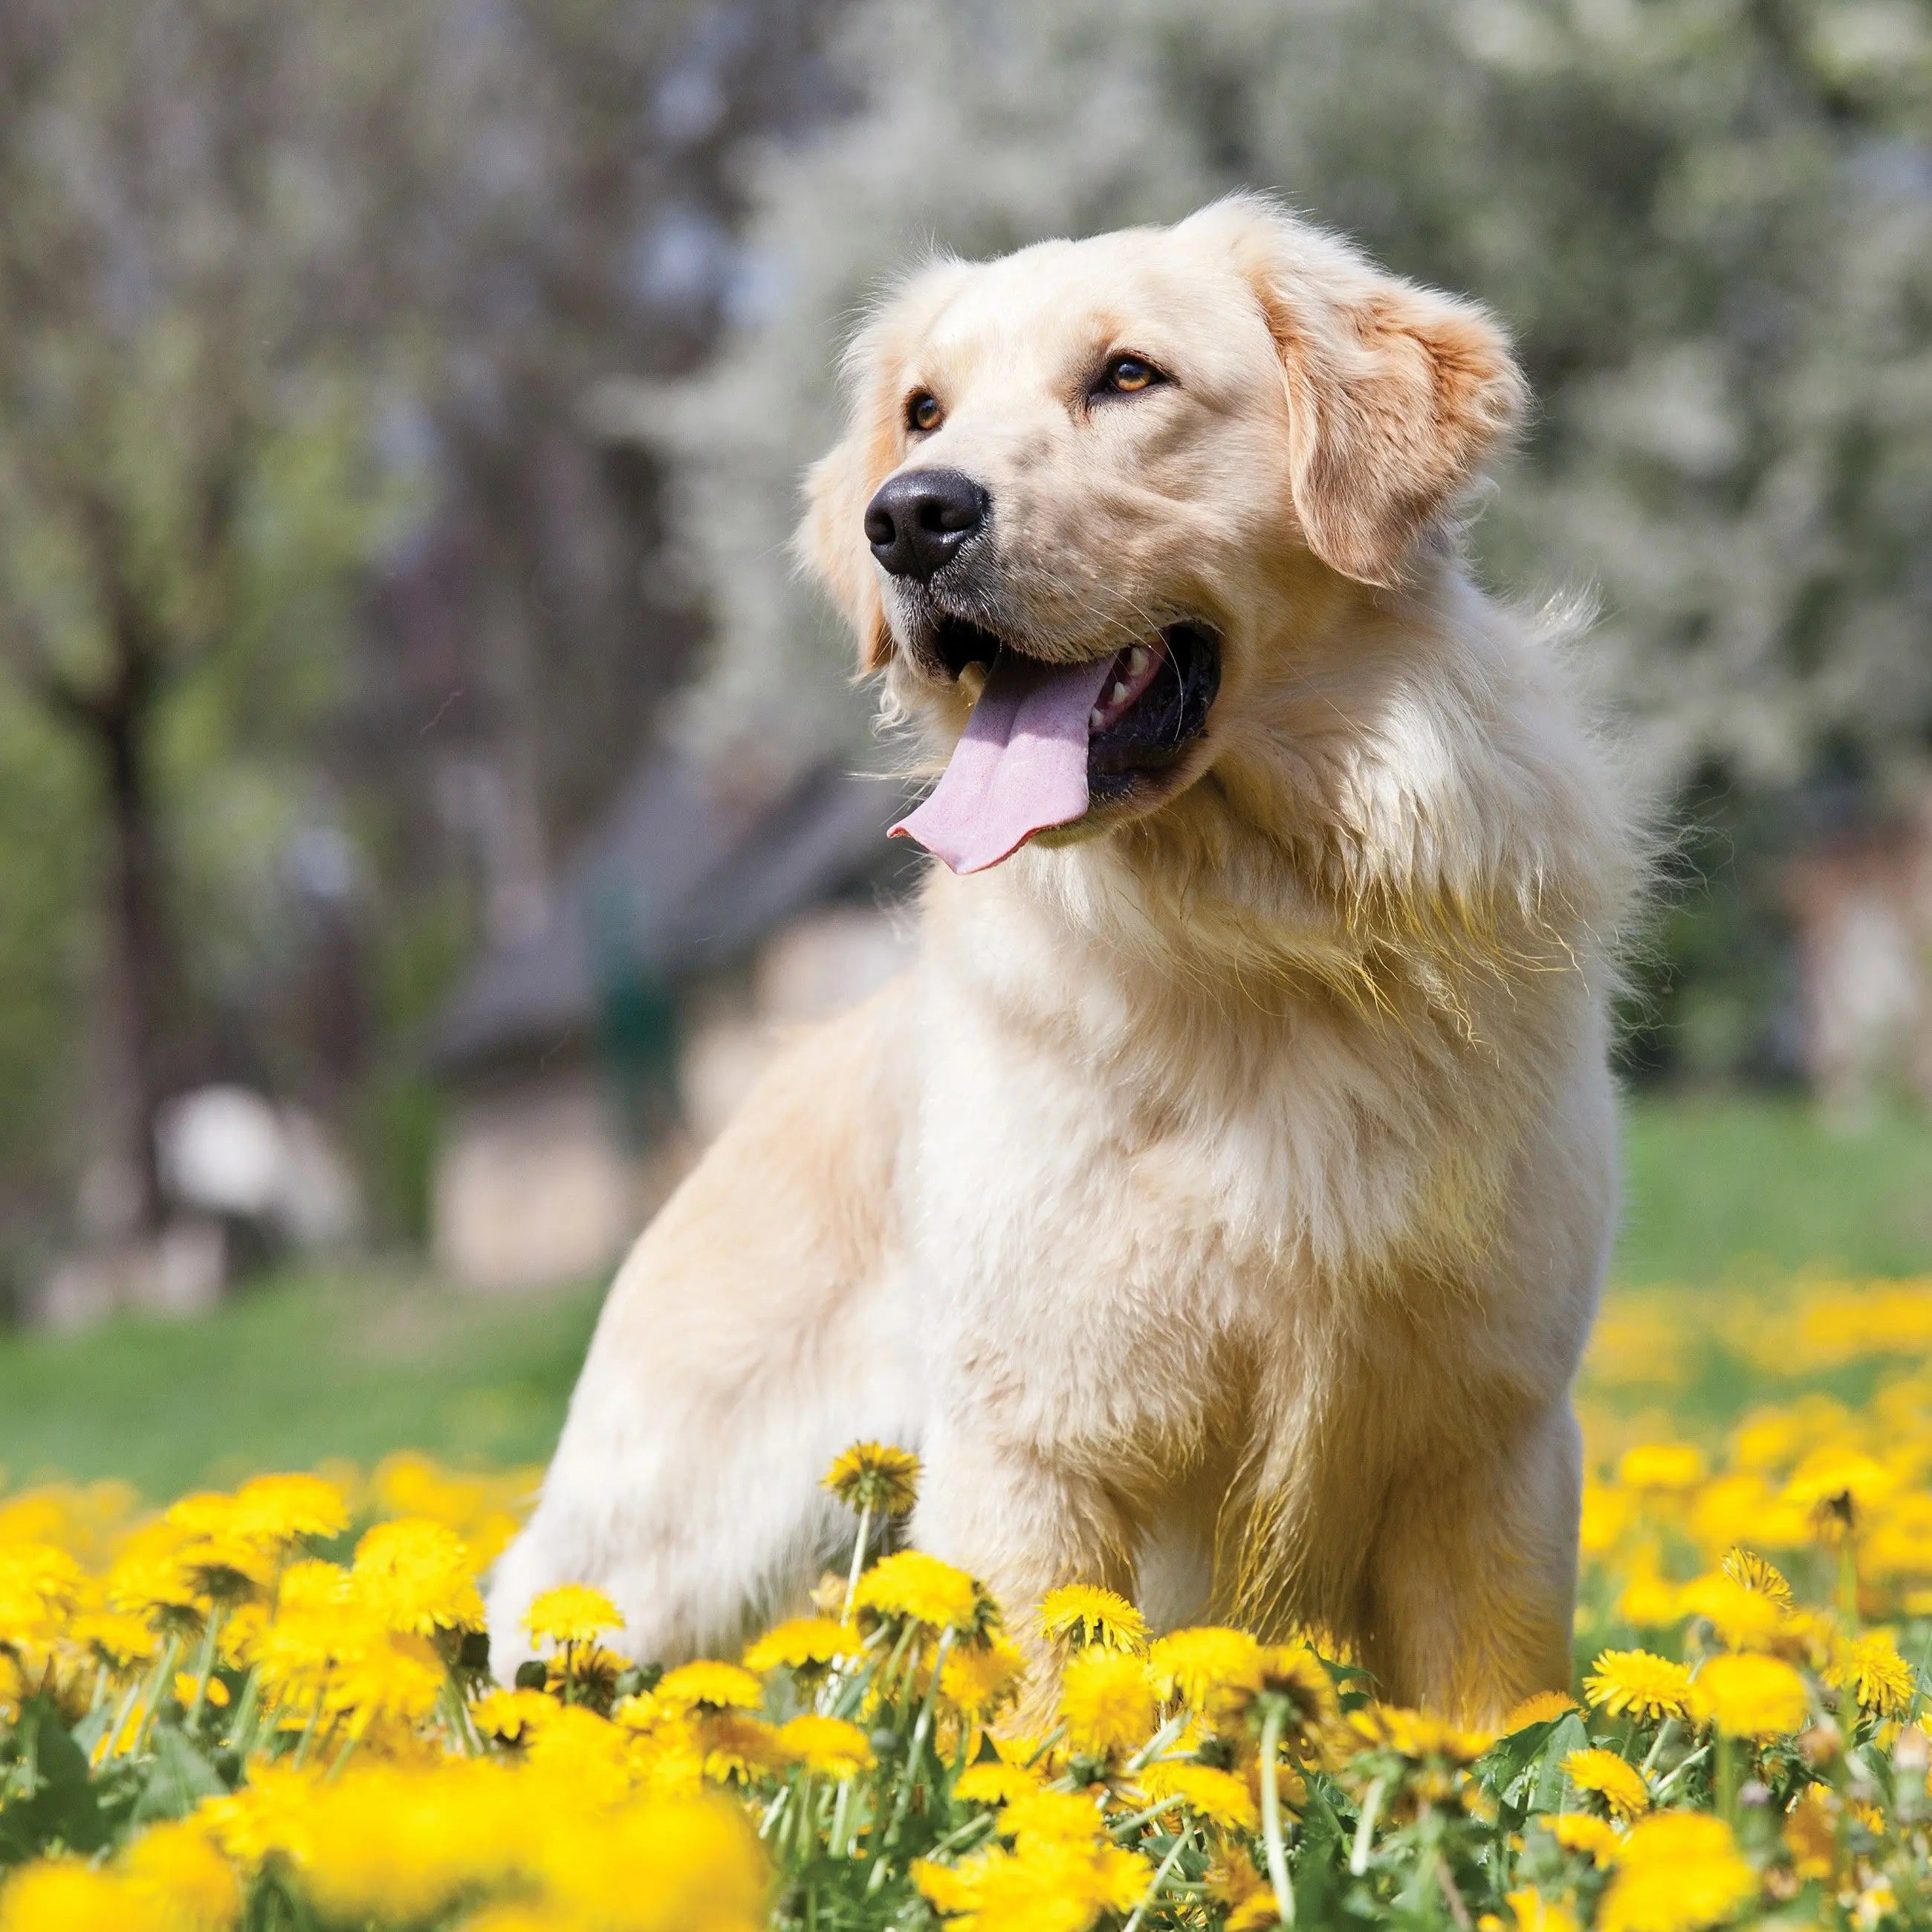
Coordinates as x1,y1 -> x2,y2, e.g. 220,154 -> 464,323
487,195 -> 1638,1720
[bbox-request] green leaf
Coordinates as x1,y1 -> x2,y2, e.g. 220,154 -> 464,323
1529,1713 -> 1591,1813
132,1726 -> 227,1824
0,1699 -> 108,1864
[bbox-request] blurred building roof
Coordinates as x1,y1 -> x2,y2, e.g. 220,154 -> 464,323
430,750 -> 913,1076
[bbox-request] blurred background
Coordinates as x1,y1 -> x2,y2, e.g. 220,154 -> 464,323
1,0 -> 1929,1493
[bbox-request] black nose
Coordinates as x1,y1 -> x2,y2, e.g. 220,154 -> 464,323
863,468 -> 988,579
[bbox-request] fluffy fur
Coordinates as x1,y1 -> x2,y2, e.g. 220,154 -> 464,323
487,196 -> 1638,1720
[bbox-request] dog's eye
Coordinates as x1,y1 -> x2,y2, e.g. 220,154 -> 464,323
907,392 -> 942,432
1099,355 -> 1162,395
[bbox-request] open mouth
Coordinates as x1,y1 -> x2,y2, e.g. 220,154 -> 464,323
927,617 -> 1221,797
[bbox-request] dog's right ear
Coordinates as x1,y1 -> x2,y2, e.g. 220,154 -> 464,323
795,259 -> 973,675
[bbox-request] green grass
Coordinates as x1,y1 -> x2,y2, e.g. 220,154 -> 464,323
0,1093 -> 1928,1496
0,1262 -> 601,1497
1614,1092 -> 1932,1284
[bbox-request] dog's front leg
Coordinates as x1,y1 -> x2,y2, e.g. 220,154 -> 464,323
912,1418 -> 1138,1683
1356,1398 -> 1583,1723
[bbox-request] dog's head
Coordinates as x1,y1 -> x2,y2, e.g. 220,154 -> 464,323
798,195 -> 1527,874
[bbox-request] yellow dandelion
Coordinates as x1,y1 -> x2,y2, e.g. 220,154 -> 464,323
1138,1760 -> 1258,1832
1350,1702 -> 1493,1764
1616,1444 -> 1705,1494
0,1543 -> 83,1647
1780,1448 -> 1895,1523
850,1550 -> 989,1634
1505,1887 -> 1581,1932
1035,1583 -> 1147,1653
228,1472 -> 350,1549
822,1442 -> 921,1517
1551,1813 -> 1621,1864
1688,1651 -> 1809,1739
701,1709 -> 789,1784
1501,1690 -> 1578,1731
1563,1748 -> 1650,1821
1000,1786 -> 1110,1850
777,1713 -> 875,1778
742,1616 -> 860,1675
0,1861 -> 152,1932
163,1492 -> 274,1600
1147,1624 -> 1263,1712
1826,1629 -> 1915,1719
471,1686 -> 558,1744
954,1760 -> 1045,1806
1676,1573 -> 1790,1653
1598,1811 -> 1754,1932
1583,1650 -> 1696,1722
1057,1646 -> 1157,1757
353,1518 -> 485,1636
119,1819 -> 242,1932
940,1633 -> 1026,1719
521,1581 -> 622,1651
170,1671 -> 230,1709
654,1659 -> 764,1714
1207,1847 -> 1278,1932
1719,1546 -> 1794,1611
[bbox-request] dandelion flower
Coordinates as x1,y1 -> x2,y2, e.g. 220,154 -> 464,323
742,1616 -> 860,1676
700,1711 -> 789,1784
1616,1444 -> 1705,1494
954,1761 -> 1045,1807
1688,1651 -> 1809,1739
1504,1887 -> 1581,1932
229,1473 -> 350,1549
119,1820 -> 242,1932
354,1519 -> 485,1637
1563,1748 -> 1650,1821
1826,1629 -> 1914,1719
654,1659 -> 764,1714
1551,1814 -> 1621,1864
1035,1584 -> 1146,1653
1719,1546 -> 1794,1611
1584,1650 -> 1695,1722
1000,1786 -> 1110,1850
1501,1690 -> 1577,1731
777,1713 -> 874,1778
1138,1760 -> 1258,1832
0,1861 -> 150,1932
850,1551 -> 989,1634
1057,1647 -> 1156,1757
1207,1847 -> 1279,1932
1598,1812 -> 1754,1932
1350,1702 -> 1492,1764
1147,1625 -> 1262,1712
471,1687 -> 558,1744
940,1634 -> 1025,1719
822,1442 -> 921,1517
1676,1573 -> 1789,1653
521,1581 -> 621,1652
1780,1448 -> 1894,1522
0,1543 -> 83,1647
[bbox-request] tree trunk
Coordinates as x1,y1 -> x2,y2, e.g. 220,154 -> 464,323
95,660 -> 175,1237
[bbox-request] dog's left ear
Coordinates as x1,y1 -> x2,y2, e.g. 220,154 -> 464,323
1191,197 -> 1529,586
797,425 -> 893,673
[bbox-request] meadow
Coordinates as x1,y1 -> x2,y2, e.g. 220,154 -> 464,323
1,1093 -> 1929,1931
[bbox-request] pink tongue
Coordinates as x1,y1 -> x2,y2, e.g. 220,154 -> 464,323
891,652 -> 1116,875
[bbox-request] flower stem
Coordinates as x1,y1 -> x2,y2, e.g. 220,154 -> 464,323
843,1503 -> 875,1621
1260,1702 -> 1297,1925
1123,1827 -> 1193,1932
1349,1774 -> 1386,1876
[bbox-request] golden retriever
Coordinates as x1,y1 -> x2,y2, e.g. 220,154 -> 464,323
487,195 -> 1637,1719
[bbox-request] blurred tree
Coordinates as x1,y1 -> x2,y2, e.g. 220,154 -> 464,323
664,0 -> 1932,808
0,0 -> 843,1253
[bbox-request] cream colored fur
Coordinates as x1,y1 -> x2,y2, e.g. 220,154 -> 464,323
487,196 -> 1638,1720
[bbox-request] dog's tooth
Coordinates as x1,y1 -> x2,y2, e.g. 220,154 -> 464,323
1089,708 -> 1103,729
1127,645 -> 1149,677
1110,681 -> 1129,705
